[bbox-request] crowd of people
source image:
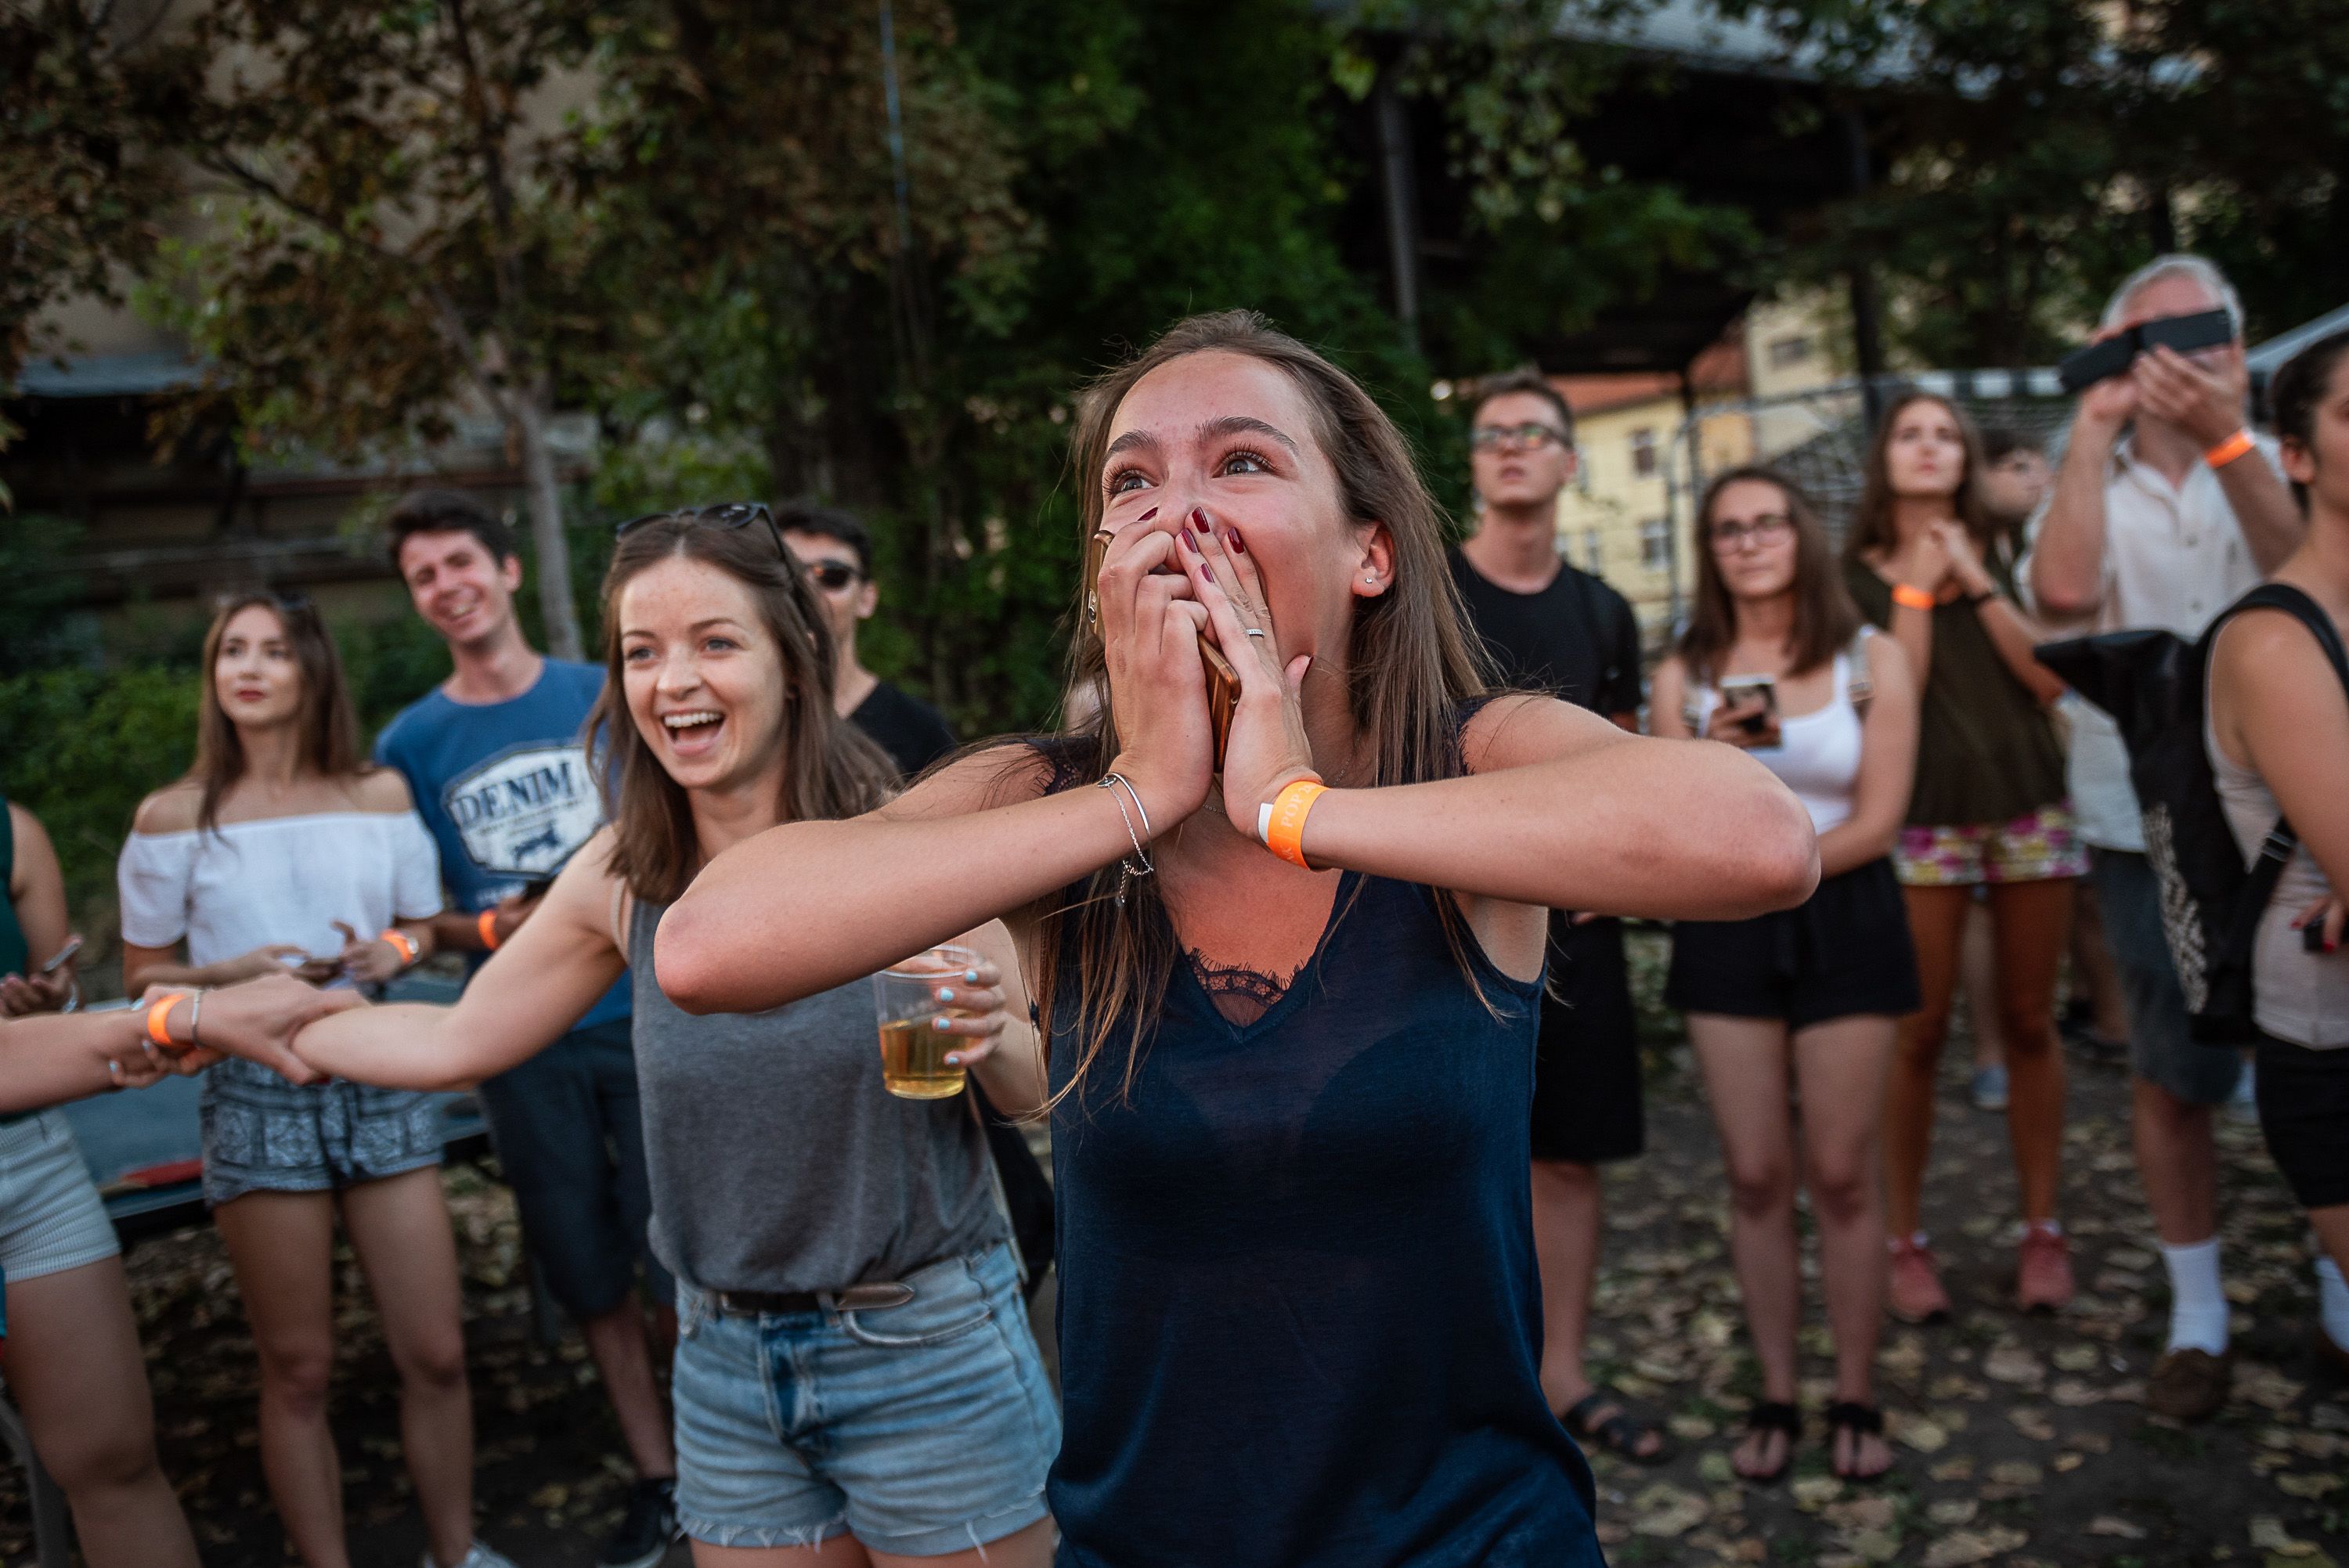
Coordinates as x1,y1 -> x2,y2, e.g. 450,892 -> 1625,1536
0,251 -> 2339,1568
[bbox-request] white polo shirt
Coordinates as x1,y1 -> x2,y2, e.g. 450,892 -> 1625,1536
2022,431 -> 2282,852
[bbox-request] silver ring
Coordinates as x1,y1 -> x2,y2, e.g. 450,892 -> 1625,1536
1243,627 -> 1269,639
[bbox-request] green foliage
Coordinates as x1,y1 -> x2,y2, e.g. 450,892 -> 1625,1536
0,664 -> 200,914
0,512 -> 97,674
1721,0 -> 2349,362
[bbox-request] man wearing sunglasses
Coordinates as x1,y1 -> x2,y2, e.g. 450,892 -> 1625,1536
779,503 -> 958,777
1449,370 -> 1665,1467
373,490 -> 680,1568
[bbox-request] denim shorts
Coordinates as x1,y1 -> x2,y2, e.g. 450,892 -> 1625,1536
2091,849 -> 2243,1105
671,1241 -> 1058,1555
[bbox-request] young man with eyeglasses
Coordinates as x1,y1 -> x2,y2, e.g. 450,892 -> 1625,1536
779,502 -> 1058,1295
1449,371 -> 1665,1465
372,490 -> 679,1568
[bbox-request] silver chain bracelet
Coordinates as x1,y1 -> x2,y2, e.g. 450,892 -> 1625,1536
1096,773 -> 1155,908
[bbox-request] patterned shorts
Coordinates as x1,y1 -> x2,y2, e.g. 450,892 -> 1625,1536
1895,802 -> 2090,888
200,1057 -> 444,1207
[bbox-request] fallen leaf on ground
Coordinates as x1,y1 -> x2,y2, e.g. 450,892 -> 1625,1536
2237,1364 -> 2308,1411
2050,1378 -> 2104,1407
2278,1472 -> 2342,1499
2251,1517 -> 2319,1557
1926,1499 -> 1979,1526
1791,1474 -> 1845,1510
2089,1516 -> 2146,1538
1896,1417 -> 1948,1454
2008,1407 -> 2055,1440
1984,1344 -> 2045,1386
1989,1460 -> 2044,1487
1629,1483 -> 1709,1538
1922,1527 -> 2029,1568
2051,1452 -> 2085,1473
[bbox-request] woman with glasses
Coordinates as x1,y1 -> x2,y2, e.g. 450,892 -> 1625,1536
1842,391 -> 2080,1324
1651,467 -> 1921,1481
115,593 -> 507,1568
275,506 -> 1059,1568
647,312 -> 1819,1567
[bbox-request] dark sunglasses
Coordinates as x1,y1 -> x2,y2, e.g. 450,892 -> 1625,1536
216,587 -> 319,620
614,501 -> 782,550
804,560 -> 863,592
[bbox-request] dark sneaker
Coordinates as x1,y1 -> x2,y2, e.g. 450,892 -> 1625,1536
2147,1347 -> 2231,1422
597,1477 -> 680,1568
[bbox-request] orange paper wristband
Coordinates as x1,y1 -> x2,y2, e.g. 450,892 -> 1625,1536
2204,428 -> 2257,468
478,909 -> 501,950
380,929 -> 418,966
1891,583 -> 1937,612
145,991 -> 190,1051
1261,779 -> 1328,870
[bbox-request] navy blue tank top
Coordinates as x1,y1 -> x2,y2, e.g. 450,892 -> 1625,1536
1046,867 -> 1601,1567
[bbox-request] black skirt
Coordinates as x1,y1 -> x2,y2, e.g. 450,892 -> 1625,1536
2252,1033 -> 2349,1210
1666,857 -> 1921,1029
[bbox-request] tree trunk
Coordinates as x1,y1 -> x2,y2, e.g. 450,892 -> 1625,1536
512,390 -> 584,662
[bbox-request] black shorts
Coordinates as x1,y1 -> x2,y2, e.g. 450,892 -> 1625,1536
1530,914 -> 1645,1166
2253,1033 -> 2349,1210
1665,858 -> 1921,1030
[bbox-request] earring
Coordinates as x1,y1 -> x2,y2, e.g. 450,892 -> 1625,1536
1364,575 -> 1377,585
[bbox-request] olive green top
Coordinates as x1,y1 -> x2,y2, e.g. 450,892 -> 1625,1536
1844,560 -> 2068,828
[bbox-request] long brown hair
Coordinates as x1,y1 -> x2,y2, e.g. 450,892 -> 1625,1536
588,512 -> 896,906
1680,467 -> 1862,685
187,591 -> 366,832
1843,388 -> 1997,563
1031,309 -> 1496,1107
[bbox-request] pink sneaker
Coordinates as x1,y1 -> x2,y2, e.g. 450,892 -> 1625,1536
1887,1235 -> 1950,1324
2016,1224 -> 2075,1312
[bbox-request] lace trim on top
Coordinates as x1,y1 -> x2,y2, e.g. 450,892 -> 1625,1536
1185,949 -> 1298,1027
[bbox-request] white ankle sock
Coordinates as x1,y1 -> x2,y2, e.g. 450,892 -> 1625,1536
2161,1237 -> 2229,1357
2318,1256 -> 2349,1354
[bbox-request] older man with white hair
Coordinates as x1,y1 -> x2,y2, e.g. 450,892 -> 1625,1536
2029,254 -> 2301,1422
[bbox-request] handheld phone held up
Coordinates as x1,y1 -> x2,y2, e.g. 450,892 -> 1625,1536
38,935 -> 82,975
1084,528 -> 1240,770
2057,308 -> 2234,394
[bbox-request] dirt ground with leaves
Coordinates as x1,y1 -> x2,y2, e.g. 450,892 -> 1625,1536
5,982 -> 2347,1566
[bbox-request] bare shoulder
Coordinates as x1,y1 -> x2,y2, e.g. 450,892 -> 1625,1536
5,801 -> 52,852
352,766 -> 416,813
2217,605 -> 2348,701
875,739 -> 1059,820
1863,626 -> 1915,690
132,781 -> 203,836
1462,692 -> 1622,773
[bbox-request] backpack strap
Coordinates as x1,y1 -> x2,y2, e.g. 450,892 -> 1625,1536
2210,582 -> 2349,930
1846,627 -> 1875,716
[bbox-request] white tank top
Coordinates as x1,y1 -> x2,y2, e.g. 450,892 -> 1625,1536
1689,637 -> 1869,834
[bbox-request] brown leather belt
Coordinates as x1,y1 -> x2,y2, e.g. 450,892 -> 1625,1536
708,1279 -> 918,1317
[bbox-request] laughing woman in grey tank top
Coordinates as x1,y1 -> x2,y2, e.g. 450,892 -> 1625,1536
276,509 -> 1059,1567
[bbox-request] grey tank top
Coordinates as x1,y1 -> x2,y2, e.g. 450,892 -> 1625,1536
627,899 -> 1007,1292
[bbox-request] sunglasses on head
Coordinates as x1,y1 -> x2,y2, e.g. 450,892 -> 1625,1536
614,501 -> 782,550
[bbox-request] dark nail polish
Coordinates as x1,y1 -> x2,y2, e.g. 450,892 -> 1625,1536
1227,527 -> 1247,555
1138,507 -> 1158,523
1179,527 -> 1199,552
1191,506 -> 1210,531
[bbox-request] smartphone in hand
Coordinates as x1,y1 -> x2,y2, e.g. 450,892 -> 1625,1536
1718,675 -> 1782,747
38,935 -> 81,975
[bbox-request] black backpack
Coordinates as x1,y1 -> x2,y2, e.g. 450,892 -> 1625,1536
2037,583 -> 2349,1045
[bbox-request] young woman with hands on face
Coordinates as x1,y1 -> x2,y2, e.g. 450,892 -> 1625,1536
286,508 -> 1058,1568
655,312 -> 1820,1568
1652,469 -> 1921,1483
1841,392 -> 2083,1325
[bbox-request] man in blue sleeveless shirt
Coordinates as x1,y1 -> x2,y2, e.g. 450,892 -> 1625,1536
372,491 -> 679,1568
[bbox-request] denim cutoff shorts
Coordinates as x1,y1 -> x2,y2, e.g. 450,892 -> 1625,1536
671,1240 -> 1058,1555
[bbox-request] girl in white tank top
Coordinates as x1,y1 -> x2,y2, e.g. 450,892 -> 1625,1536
1651,467 -> 1921,1487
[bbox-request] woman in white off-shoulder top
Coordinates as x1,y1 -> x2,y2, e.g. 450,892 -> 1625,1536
116,592 -> 510,1568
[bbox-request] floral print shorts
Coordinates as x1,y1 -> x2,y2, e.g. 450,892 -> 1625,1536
1894,802 -> 2090,888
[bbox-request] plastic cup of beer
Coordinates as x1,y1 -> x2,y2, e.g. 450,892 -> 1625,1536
873,945 -> 979,1100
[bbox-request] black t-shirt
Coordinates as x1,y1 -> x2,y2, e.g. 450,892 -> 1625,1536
1448,550 -> 1644,719
850,679 -> 959,780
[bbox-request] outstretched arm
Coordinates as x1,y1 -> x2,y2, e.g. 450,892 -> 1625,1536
291,832 -> 629,1090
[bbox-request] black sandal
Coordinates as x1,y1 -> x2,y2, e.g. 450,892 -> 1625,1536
1734,1400 -> 1801,1483
1561,1390 -> 1676,1465
1825,1400 -> 1891,1481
